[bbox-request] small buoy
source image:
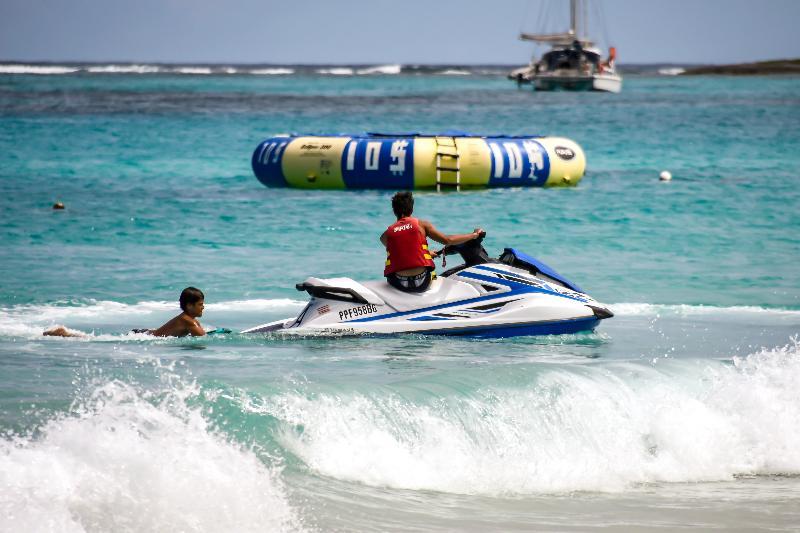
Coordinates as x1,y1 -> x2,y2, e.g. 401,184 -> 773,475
52,201 -> 65,210
659,171 -> 672,181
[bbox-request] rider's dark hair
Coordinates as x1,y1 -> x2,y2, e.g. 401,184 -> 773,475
179,287 -> 204,311
392,191 -> 414,218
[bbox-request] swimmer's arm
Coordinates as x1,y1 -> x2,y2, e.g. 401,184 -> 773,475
151,315 -> 186,337
43,326 -> 88,338
186,319 -> 206,337
151,315 -> 205,337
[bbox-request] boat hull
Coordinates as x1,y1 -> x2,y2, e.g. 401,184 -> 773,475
533,73 -> 622,93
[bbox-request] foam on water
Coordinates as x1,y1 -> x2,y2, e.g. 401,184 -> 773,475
355,64 -> 402,75
613,302 -> 800,319
315,67 -> 354,76
85,64 -> 161,74
0,376 -> 302,532
0,64 -> 80,74
173,67 -> 213,75
252,340 -> 800,495
250,68 -> 295,75
0,298 -> 305,339
438,69 -> 471,76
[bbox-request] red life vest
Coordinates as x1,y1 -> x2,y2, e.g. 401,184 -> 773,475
383,217 -> 435,276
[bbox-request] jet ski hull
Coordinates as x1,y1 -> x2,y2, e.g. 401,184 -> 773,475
412,316 -> 599,337
243,256 -> 612,338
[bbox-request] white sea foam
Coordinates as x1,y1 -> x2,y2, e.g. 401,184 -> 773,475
0,298 -> 305,338
86,64 -> 161,74
612,302 -> 800,319
437,69 -> 471,76
658,67 -> 686,76
255,340 -> 800,495
250,68 -> 295,75
171,67 -> 213,75
355,64 -> 402,75
0,64 -> 80,74
206,298 -> 305,311
316,67 -> 354,76
0,378 -> 302,531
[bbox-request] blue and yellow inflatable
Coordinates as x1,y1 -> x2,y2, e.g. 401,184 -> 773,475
252,132 -> 585,190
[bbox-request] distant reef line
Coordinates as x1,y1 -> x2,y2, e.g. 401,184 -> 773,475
681,58 -> 800,75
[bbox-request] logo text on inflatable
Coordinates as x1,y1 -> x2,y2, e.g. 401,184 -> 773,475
554,146 -> 575,160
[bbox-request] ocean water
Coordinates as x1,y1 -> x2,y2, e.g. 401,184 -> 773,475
1,65 -> 799,531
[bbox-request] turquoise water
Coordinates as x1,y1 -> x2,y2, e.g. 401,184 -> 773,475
1,69 -> 799,531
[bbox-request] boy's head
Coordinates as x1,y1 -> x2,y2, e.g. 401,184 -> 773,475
392,191 -> 414,218
179,287 -> 205,316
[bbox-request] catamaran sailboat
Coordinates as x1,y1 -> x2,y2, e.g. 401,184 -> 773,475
509,0 -> 622,93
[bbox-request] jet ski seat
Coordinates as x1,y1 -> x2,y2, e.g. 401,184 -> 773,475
363,277 -> 481,312
297,277 -> 385,305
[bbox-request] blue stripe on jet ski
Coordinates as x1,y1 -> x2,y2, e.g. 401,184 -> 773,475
346,293 -> 515,323
418,316 -> 600,338
468,265 -> 589,302
346,268 -> 584,324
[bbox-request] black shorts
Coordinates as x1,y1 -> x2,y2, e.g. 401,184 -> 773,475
386,270 -> 432,293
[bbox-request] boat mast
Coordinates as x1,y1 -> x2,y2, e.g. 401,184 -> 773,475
570,0 -> 577,37
518,0 -> 593,47
570,0 -> 586,40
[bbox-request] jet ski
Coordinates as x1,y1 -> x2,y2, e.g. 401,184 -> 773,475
243,233 -> 613,337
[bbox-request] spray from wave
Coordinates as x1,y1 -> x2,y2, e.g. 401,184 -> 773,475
0,369 -> 303,532
245,339 -> 800,495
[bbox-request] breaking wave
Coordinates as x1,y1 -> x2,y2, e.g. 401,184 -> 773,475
249,340 -> 800,494
0,64 -> 80,75
249,68 -> 295,75
437,69 -> 471,76
0,375 -> 302,531
315,67 -> 354,76
355,64 -> 402,75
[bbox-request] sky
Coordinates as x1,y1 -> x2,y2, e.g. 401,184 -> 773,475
1,0 -> 799,65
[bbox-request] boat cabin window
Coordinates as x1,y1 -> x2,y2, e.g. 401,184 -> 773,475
541,49 -> 601,71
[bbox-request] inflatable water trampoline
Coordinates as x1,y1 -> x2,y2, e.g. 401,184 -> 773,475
252,132 -> 585,190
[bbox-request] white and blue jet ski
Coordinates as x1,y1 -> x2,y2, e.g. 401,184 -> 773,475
243,233 -> 613,338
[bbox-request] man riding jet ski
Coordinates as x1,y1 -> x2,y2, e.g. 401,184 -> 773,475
379,191 -> 483,293
243,213 -> 613,337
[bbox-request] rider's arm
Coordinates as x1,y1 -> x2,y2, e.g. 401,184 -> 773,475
420,220 -> 482,246
379,230 -> 388,248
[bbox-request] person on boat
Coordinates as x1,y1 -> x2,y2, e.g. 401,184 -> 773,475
43,287 -> 208,337
380,191 -> 482,293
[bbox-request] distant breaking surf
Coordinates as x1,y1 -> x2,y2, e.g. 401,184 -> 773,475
0,63 -> 403,76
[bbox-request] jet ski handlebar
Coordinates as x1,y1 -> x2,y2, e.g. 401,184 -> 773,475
436,231 -> 486,257
434,231 -> 490,269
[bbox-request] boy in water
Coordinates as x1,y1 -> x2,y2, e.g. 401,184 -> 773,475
43,287 -> 207,338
